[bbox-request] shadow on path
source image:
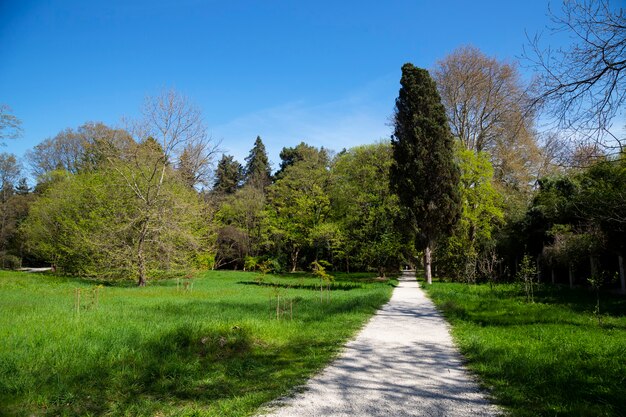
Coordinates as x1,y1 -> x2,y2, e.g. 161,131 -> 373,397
259,272 -> 503,417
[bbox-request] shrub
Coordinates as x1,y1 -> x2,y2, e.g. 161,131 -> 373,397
1,254 -> 21,270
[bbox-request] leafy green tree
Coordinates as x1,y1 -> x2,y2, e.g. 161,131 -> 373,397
213,154 -> 243,195
577,155 -> 626,291
21,165 -> 202,280
331,142 -> 404,275
521,154 -> 625,289
0,153 -> 27,262
244,136 -> 272,189
214,185 -> 268,268
275,142 -> 330,179
267,144 -> 333,271
437,144 -> 504,281
390,63 -> 461,284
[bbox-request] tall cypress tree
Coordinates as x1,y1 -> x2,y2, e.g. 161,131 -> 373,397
390,63 -> 461,284
244,136 -> 271,189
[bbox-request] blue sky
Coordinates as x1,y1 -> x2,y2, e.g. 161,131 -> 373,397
1,0 -> 561,170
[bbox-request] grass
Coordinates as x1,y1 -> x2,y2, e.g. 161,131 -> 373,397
423,280 -> 626,417
0,270 -> 396,417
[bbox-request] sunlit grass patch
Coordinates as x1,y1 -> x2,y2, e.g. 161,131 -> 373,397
424,281 -> 626,417
0,270 -> 395,416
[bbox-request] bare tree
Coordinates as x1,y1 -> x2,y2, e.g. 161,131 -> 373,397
26,122 -> 134,178
116,89 -> 214,286
433,46 -> 541,188
526,0 -> 626,150
177,137 -> 220,189
0,104 -> 23,145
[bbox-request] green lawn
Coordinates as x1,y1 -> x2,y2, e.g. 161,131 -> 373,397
423,281 -> 626,417
0,270 -> 395,417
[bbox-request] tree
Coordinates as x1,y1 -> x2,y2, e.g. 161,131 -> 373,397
215,185 -> 268,267
115,89 -> 214,286
0,154 -> 23,256
26,122 -> 133,178
244,136 -> 272,189
0,104 -> 22,146
390,63 -> 461,284
177,138 -> 220,189
213,154 -> 243,195
433,46 -> 540,188
436,144 -> 504,281
275,142 -> 330,179
577,154 -> 626,291
526,0 -> 626,150
21,166 -> 202,279
331,142 -> 404,275
267,144 -> 333,272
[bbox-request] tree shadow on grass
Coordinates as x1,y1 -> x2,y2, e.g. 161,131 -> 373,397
237,280 -> 364,291
23,324 -> 352,417
535,285 -> 626,318
430,284 -> 626,416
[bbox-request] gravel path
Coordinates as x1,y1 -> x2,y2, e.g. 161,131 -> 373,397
259,271 -> 502,417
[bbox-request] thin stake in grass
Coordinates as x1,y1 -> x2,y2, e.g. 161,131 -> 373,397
311,261 -> 333,303
74,288 -> 81,316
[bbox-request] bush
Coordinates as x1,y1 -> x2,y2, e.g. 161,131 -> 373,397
1,254 -> 21,270
195,252 -> 216,270
244,256 -> 259,271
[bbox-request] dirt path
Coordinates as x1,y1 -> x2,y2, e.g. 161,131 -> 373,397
259,271 -> 502,417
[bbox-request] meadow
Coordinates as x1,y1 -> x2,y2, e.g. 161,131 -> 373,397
0,270 -> 395,416
423,281 -> 626,417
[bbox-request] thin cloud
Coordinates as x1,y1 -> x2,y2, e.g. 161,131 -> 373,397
211,74 -> 397,166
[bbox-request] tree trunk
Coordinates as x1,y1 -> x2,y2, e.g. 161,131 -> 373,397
619,254 -> 625,294
551,269 -> 555,285
536,255 -> 542,282
569,265 -> 574,289
137,234 -> 147,287
590,256 -> 597,277
424,243 -> 432,285
137,250 -> 146,286
290,247 -> 299,273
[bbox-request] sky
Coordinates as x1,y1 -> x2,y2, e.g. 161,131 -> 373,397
1,0 -> 568,172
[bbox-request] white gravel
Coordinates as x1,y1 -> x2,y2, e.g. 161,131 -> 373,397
258,271 -> 503,417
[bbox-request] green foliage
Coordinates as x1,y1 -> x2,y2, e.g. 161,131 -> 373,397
587,271 -> 618,325
425,281 -> 626,417
21,163 -> 203,281
214,185 -> 267,268
390,63 -> 461,248
266,145 -> 333,272
390,63 -> 461,283
437,144 -> 504,281
213,154 -> 243,195
243,136 -> 271,189
311,260 -> 334,302
331,142 -> 405,274
195,252 -> 216,270
275,142 -> 330,179
0,270 -> 393,416
516,153 -> 625,286
243,255 -> 258,271
0,253 -> 21,269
